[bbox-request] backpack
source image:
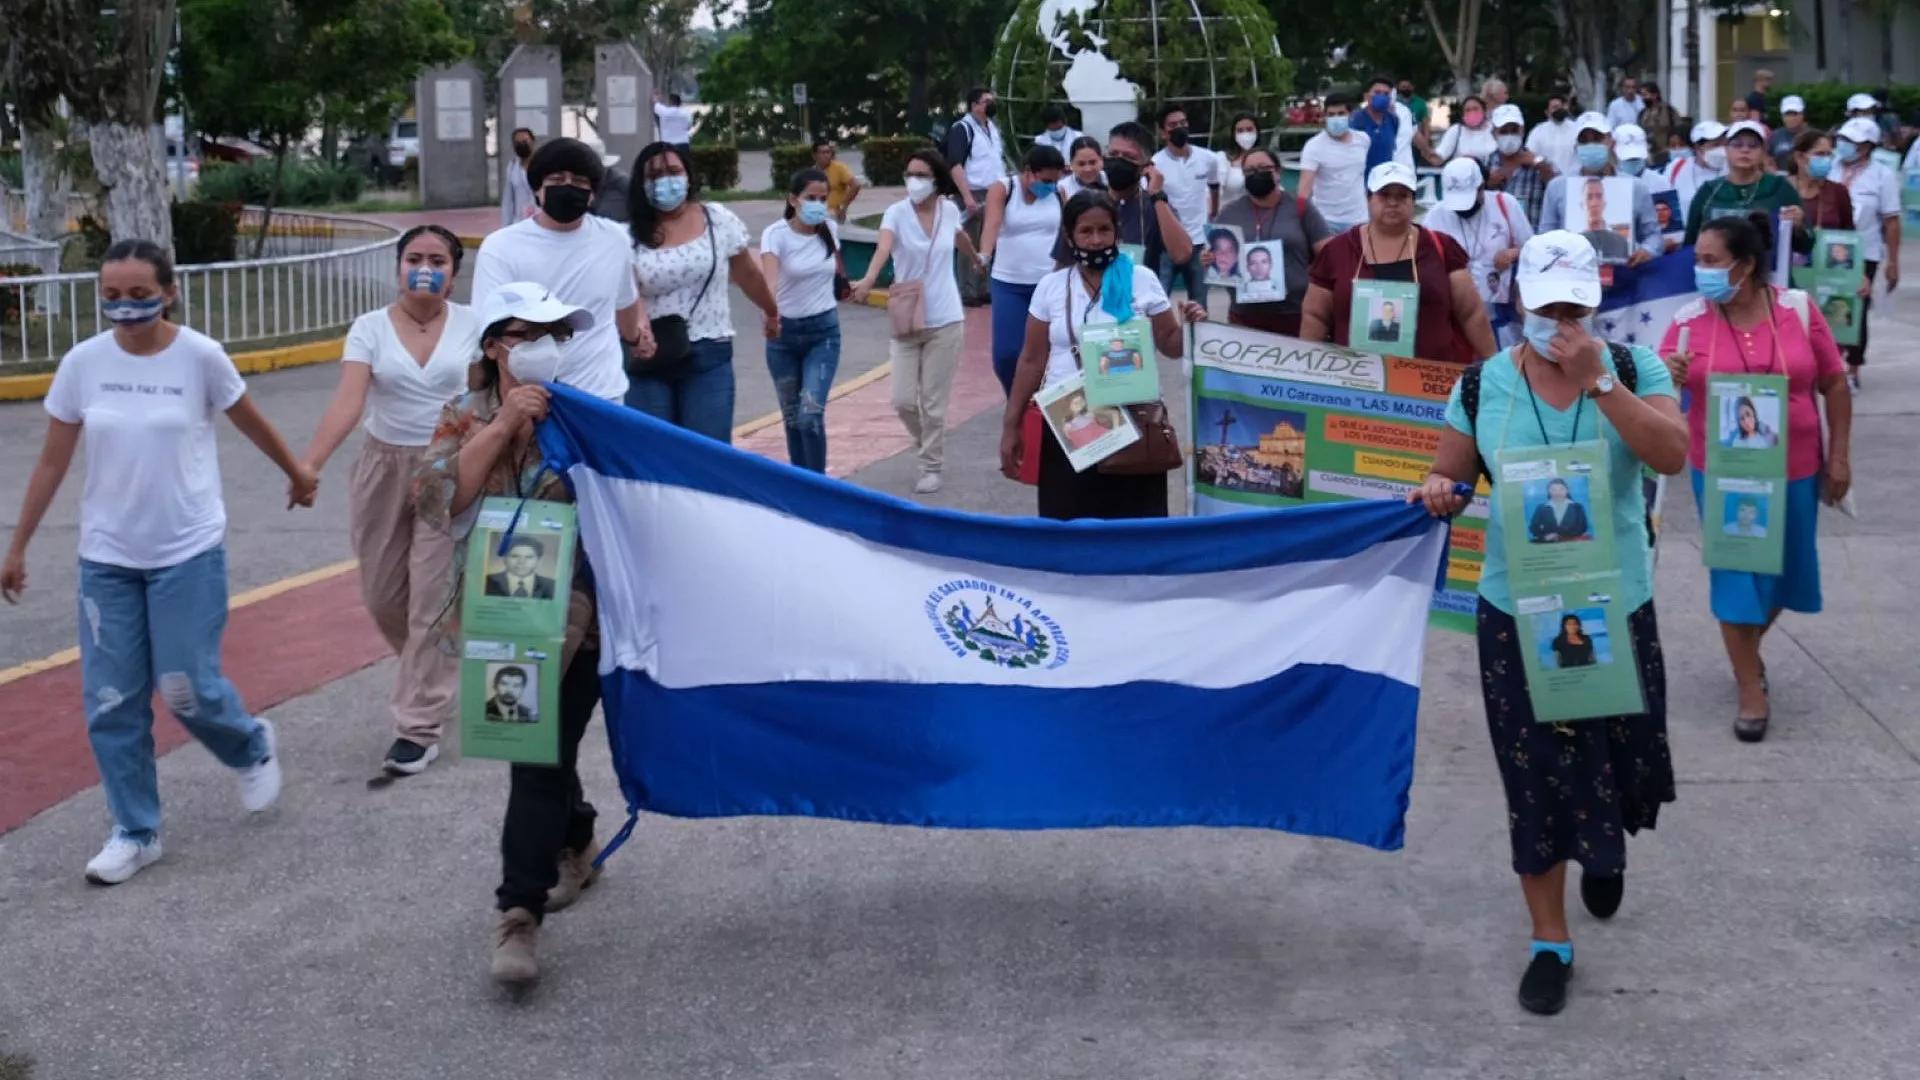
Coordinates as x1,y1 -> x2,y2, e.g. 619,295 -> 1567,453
943,117 -> 976,173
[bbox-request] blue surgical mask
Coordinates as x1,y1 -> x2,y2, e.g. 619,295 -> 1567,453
1577,143 -> 1611,171
1369,92 -> 1392,113
101,297 -> 167,325
1695,265 -> 1740,303
1671,147 -> 1693,162
1617,158 -> 1646,177
1326,115 -> 1350,137
1835,140 -> 1859,164
1807,154 -> 1835,179
1029,179 -> 1058,199
406,267 -> 445,294
797,200 -> 829,226
648,175 -> 689,211
1521,312 -> 1562,357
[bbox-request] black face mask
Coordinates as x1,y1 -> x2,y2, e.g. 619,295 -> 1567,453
1103,156 -> 1141,191
1457,195 -> 1483,218
513,140 -> 533,159
1169,126 -> 1190,148
1072,243 -> 1119,270
1551,107 -> 1570,123
541,184 -> 592,224
1243,170 -> 1278,199
982,101 -> 998,119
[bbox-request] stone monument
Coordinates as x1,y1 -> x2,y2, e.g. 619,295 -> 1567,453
498,45 -> 564,189
415,61 -> 488,209
594,42 -> 655,170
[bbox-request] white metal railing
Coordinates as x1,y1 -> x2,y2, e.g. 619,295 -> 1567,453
0,209 -> 400,367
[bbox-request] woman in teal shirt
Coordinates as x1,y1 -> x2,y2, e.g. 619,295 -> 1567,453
1411,230 -> 1688,1017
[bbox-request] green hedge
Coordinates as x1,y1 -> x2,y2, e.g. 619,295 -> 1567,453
196,158 -> 366,208
860,135 -> 933,187
0,153 -> 21,190
1765,84 -> 1920,130
173,201 -> 240,265
690,144 -> 741,191
769,143 -> 815,187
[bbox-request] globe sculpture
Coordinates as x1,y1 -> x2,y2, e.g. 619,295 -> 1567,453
989,0 -> 1292,153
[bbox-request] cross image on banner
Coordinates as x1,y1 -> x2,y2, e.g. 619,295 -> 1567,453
1188,322 -> 1485,633
536,386 -> 1450,854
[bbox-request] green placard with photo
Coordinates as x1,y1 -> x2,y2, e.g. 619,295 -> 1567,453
1349,280 -> 1418,359
1079,318 -> 1159,407
1701,373 -> 1789,576
1791,230 -> 1865,347
1494,440 -> 1645,722
459,634 -> 563,765
460,498 -> 577,638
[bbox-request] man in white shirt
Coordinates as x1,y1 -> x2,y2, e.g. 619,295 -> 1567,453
472,137 -> 644,403
1151,101 -> 1223,302
1298,92 -> 1371,233
1612,123 -> 1680,252
1033,104 -> 1080,155
1666,120 -> 1727,217
1526,93 -> 1581,179
1390,94 -> 1417,169
1836,115 -> 1904,381
1422,157 -> 1533,345
1605,78 -> 1645,130
943,86 -> 1008,305
652,91 -> 695,150
502,127 -> 537,227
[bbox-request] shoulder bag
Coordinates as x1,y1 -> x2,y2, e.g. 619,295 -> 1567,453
631,205 -> 716,378
887,201 -> 943,337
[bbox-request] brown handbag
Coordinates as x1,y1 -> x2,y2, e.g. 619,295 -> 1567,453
1063,275 -> 1183,475
886,200 -> 945,337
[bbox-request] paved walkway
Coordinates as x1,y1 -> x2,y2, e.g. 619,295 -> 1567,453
2,257 -> 1919,1076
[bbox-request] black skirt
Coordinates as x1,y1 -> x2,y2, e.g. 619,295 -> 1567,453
1476,599 -> 1676,877
1035,422 -> 1170,521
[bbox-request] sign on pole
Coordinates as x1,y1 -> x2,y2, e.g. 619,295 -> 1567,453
792,83 -> 809,105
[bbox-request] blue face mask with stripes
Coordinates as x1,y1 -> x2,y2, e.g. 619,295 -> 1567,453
102,297 -> 166,325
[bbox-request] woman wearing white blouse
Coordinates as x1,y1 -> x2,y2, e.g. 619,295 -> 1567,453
760,167 -> 847,471
302,225 -> 481,777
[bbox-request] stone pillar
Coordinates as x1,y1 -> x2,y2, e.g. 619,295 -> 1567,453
416,62 -> 488,209
595,42 -> 655,170
498,45 -> 564,190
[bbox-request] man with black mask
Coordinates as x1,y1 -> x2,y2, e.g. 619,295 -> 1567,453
1051,121 -> 1191,276
502,127 -> 537,226
944,86 -> 1008,305
472,137 -> 644,403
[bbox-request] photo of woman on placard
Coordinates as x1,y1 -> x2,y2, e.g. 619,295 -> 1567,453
1721,394 -> 1779,449
1550,613 -> 1598,668
1527,478 -> 1593,543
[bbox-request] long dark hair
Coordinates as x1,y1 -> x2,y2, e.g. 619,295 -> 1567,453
1226,110 -> 1260,158
1699,212 -> 1773,285
1059,189 -> 1120,269
626,141 -> 700,249
782,166 -> 837,257
906,148 -> 960,199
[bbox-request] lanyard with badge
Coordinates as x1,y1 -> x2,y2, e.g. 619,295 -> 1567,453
1699,301 -> 1790,575
1348,226 -> 1422,358
1492,350 -> 1647,722
1067,269 -> 1158,407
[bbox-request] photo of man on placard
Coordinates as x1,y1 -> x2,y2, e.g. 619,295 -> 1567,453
484,533 -> 558,599
483,663 -> 538,724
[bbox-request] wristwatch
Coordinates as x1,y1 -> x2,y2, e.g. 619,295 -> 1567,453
1587,372 -> 1616,398
1147,191 -> 1170,205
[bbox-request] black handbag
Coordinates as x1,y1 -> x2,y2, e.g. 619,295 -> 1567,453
630,206 -> 716,379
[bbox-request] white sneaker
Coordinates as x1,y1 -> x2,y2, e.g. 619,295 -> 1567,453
914,472 -> 943,495
85,834 -> 163,885
237,719 -> 282,813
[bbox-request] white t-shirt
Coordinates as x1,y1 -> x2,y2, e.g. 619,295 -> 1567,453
759,217 -> 841,319
1526,119 -> 1581,179
1220,153 -> 1247,207
1033,126 -> 1081,154
632,202 -> 751,342
1061,174 -> 1104,200
1420,191 -> 1534,305
958,116 -> 1008,191
1392,101 -> 1417,168
472,215 -> 639,401
1027,265 -> 1172,386
44,328 -> 246,570
342,303 -> 482,446
1436,124 -> 1499,164
1299,130 -> 1372,225
881,198 -> 966,330
989,179 -> 1064,286
653,103 -> 693,144
1667,158 -> 1723,219
1152,146 -> 1222,244
1842,161 -> 1903,262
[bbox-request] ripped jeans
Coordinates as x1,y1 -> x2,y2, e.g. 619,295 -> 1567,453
78,545 -> 268,844
764,310 -> 841,472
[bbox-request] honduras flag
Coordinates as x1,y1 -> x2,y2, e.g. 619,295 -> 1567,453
537,387 -> 1449,853
1595,248 -> 1697,348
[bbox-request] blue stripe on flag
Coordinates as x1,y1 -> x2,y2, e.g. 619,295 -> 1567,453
538,384 -> 1444,578
600,664 -> 1419,849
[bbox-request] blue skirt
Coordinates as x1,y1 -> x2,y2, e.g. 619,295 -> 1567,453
1689,470 -> 1822,626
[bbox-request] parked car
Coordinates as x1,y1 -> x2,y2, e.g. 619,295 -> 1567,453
388,118 -> 420,174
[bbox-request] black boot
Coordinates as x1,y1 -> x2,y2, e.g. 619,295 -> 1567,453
1580,871 -> 1624,920
1518,950 -> 1573,1015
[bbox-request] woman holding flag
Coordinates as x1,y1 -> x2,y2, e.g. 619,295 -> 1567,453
1412,231 -> 1687,1016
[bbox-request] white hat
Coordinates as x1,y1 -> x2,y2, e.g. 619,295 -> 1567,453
1838,117 -> 1882,145
1726,119 -> 1769,143
479,282 -> 596,334
1574,111 -> 1612,137
1613,123 -> 1650,161
1846,92 -> 1879,113
1516,231 -> 1603,311
1690,119 -> 1728,144
1490,103 -> 1525,130
1439,158 -> 1484,211
1367,160 -> 1418,194
1780,94 -> 1807,115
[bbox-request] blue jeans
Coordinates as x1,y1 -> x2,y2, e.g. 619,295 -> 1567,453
763,310 -> 841,471
989,279 -> 1037,395
624,336 -> 736,443
1157,245 -> 1206,305
78,545 -> 267,844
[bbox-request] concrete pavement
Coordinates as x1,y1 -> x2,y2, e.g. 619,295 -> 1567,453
2,261 -> 1920,1076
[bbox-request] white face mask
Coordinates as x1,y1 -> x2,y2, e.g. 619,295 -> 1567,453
1702,146 -> 1728,170
507,335 -> 564,385
905,176 -> 936,203
1234,130 -> 1258,150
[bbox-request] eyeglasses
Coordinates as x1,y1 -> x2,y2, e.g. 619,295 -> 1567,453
498,324 -> 575,345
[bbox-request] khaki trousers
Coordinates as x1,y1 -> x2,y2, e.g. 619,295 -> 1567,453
888,320 -> 965,475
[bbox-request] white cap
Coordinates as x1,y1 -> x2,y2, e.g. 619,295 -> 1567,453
1439,158 -> 1484,211
1516,231 -> 1603,311
1574,111 -> 1612,137
1690,119 -> 1728,144
479,282 -> 596,334
1726,119 -> 1769,143
1838,117 -> 1882,145
1613,123 -> 1650,161
1490,103 -> 1525,130
1367,160 -> 1418,194
1846,92 -> 1879,113
1780,94 -> 1806,115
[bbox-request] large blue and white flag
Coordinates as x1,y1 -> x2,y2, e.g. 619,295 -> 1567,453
537,387 -> 1450,852
1595,248 -> 1697,348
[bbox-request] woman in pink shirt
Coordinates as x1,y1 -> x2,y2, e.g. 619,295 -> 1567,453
1659,214 -> 1853,742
